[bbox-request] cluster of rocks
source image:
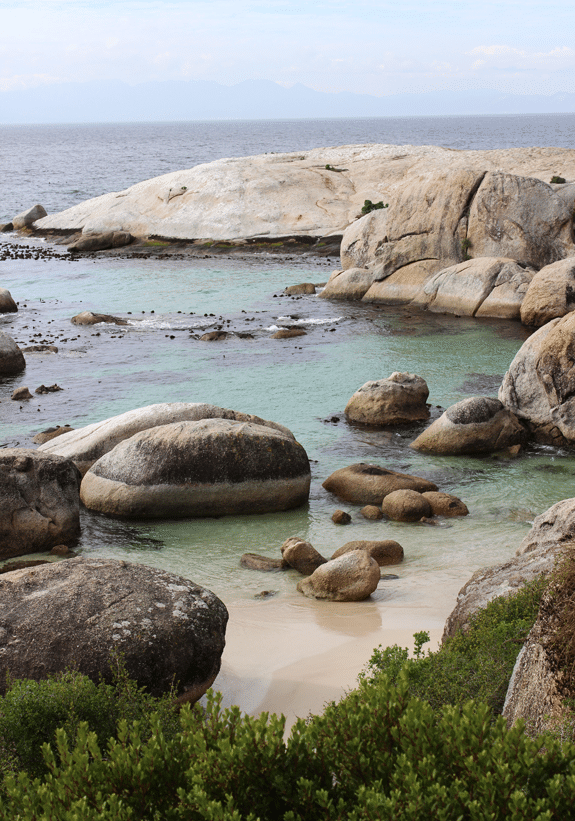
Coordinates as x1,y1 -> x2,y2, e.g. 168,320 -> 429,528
242,535 -> 404,602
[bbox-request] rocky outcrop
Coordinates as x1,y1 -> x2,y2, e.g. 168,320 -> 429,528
381,489 -> 432,522
38,402 -> 293,475
71,311 -> 128,326
281,537 -> 327,575
319,267 -> 375,300
516,498 -> 575,556
520,258 -> 575,327
0,557 -> 228,700
67,231 -> 133,252
422,491 -> 469,517
344,372 -> 429,426
284,283 -> 316,295
297,550 -> 380,601
331,539 -> 404,566
80,418 -> 310,519
240,553 -> 287,571
32,425 -> 74,445
0,288 -> 17,313
412,257 -> 535,320
12,204 -> 47,230
0,331 -> 25,375
499,312 -> 575,446
0,449 -> 81,559
322,462 -> 437,505
410,396 -> 527,455
35,144 -> 575,243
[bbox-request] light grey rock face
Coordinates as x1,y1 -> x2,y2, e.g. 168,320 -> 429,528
0,331 -> 25,375
281,537 -> 327,575
319,267 -> 376,301
499,312 -> 575,445
442,543 -> 560,640
0,288 -> 17,313
38,402 -> 294,476
344,372 -> 429,426
12,204 -> 47,229
340,209 -> 389,271
80,418 -> 310,519
67,231 -> 133,252
410,396 -> 527,455
467,172 -> 574,269
516,498 -> 575,556
414,257 -> 535,320
0,449 -> 81,560
322,462 -> 437,505
331,539 -> 404,566
520,258 -> 575,327
297,550 -> 380,601
0,557 -> 228,700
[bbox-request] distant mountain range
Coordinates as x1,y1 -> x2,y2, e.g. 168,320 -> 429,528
1,79 -> 575,124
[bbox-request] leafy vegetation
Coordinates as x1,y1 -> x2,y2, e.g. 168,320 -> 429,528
361,199 -> 388,214
550,175 -> 566,184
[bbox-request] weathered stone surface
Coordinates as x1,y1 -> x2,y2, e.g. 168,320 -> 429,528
12,204 -> 47,230
319,267 -> 375,301
22,344 -> 58,354
33,425 -> 74,445
331,539 -> 404,566
516,498 -> 575,556
360,505 -> 383,520
413,257 -> 535,319
499,313 -> 575,445
331,509 -> 352,524
67,231 -> 133,252
340,209 -> 389,271
284,283 -> 316,295
271,328 -> 307,339
199,331 -> 230,341
467,172 -> 574,269
0,557 -> 228,700
0,449 -> 81,559
35,384 -> 62,394
11,386 -> 32,401
0,288 -> 17,313
410,396 -> 527,455
280,537 -> 327,575
0,222 -> 13,232
520,258 -> 575,327
240,553 -> 287,571
381,489 -> 432,522
345,372 -> 429,426
80,418 -> 310,519
71,311 -> 127,326
442,544 -> 560,640
297,550 -> 380,601
0,331 -> 25,376
323,462 -> 437,505
35,144 -> 575,243
39,402 -> 293,476
362,261 -> 445,305
422,491 -> 469,517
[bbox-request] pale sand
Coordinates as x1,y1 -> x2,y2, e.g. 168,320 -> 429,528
212,575 -> 462,729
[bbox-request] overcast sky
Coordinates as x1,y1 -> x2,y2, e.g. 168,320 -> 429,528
1,0 -> 574,97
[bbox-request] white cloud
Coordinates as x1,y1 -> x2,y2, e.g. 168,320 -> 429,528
0,73 -> 61,91
467,44 -> 575,71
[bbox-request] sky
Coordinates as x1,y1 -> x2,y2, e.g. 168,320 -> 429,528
1,0 -> 574,98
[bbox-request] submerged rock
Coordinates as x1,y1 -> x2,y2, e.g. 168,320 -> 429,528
284,283 -> 316,295
422,491 -> 468,517
281,537 -> 327,575
323,463 -> 437,505
240,553 -> 287,571
67,231 -> 133,252
0,331 -> 25,376
381,489 -> 432,522
71,311 -> 128,326
331,539 -> 404,566
0,557 -> 228,701
344,372 -> 429,426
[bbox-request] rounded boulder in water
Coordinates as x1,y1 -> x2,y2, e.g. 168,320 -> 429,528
80,418 -> 310,519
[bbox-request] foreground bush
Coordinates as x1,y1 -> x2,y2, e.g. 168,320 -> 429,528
2,680 -> 575,820
360,576 -> 547,715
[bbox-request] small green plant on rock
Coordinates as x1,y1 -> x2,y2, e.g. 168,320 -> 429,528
361,200 -> 389,215
461,237 -> 472,260
551,175 -> 567,184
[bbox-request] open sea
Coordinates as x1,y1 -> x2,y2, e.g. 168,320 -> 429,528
1,114 -> 575,719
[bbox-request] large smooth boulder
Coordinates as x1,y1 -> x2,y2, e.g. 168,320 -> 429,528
323,462 -> 437,505
67,231 -> 134,252
319,267 -> 375,301
410,396 -> 527,455
520,258 -> 575,327
0,288 -> 17,313
0,331 -> 25,375
381,489 -> 432,522
499,312 -> 575,445
0,449 -> 81,559
71,311 -> 128,326
0,557 -> 228,700
414,257 -> 535,320
80,418 -> 310,518
12,204 -> 47,229
331,539 -> 404,566
297,550 -> 380,601
467,172 -> 574,269
422,491 -> 468,518
516,498 -> 575,556
344,372 -> 429,426
281,537 -> 327,575
340,209 -> 389,271
38,402 -> 293,476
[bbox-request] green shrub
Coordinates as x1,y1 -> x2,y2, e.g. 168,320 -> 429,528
551,175 -> 566,184
360,576 -> 547,715
361,200 -> 388,214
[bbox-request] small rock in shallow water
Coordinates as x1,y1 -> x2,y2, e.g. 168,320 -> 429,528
11,387 -> 32,401
332,509 -> 352,524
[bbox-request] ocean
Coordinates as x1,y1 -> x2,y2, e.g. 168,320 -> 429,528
1,114 -> 574,720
